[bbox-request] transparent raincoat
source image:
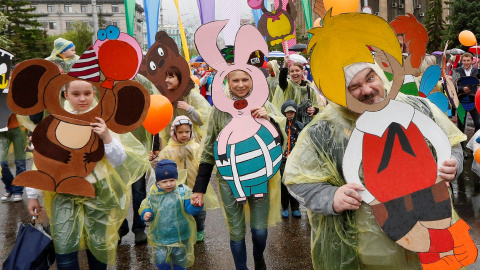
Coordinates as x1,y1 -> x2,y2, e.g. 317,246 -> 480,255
158,135 -> 219,210
160,89 -> 212,147
139,173 -> 197,268
45,38 -> 80,73
271,78 -> 322,111
267,60 -> 280,102
284,93 -> 465,269
467,130 -> 480,176
200,101 -> 285,240
42,132 -> 149,265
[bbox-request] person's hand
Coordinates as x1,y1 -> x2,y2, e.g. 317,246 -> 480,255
439,158 -> 458,184
191,192 -> 204,207
177,101 -> 191,111
283,55 -> 290,68
28,199 -> 42,216
307,107 -> 316,116
463,86 -> 471,94
149,150 -> 159,161
143,212 -> 152,221
332,183 -> 365,213
251,107 -> 269,120
91,117 -> 112,144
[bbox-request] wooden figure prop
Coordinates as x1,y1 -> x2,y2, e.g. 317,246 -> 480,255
456,76 -> 480,112
251,0 -> 297,46
7,26 -> 150,198
139,31 -> 194,104
308,12 -> 477,269
195,20 -> 282,202
0,48 -> 14,129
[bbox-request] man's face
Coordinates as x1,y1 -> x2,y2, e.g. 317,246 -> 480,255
462,56 -> 473,69
347,68 -> 385,105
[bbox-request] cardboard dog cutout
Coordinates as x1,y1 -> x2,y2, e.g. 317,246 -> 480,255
309,11 -> 477,269
0,48 -> 14,130
195,20 -> 282,202
139,31 -> 194,104
250,0 -> 297,46
7,26 -> 150,197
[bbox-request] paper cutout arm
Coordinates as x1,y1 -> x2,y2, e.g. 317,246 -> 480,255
216,126 -> 233,162
84,137 -> 105,163
411,110 -> 451,172
32,115 -> 71,164
343,128 -> 375,204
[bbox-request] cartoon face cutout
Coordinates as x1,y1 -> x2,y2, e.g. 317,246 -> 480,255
140,31 -> 194,103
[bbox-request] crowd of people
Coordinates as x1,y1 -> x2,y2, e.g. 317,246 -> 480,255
2,17 -> 480,270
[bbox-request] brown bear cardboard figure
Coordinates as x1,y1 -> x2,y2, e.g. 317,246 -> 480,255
139,31 -> 194,104
7,32 -> 150,198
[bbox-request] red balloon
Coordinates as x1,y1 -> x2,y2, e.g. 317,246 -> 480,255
476,90 -> 480,112
143,95 -> 173,134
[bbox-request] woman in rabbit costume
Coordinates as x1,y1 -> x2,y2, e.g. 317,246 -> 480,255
190,21 -> 285,270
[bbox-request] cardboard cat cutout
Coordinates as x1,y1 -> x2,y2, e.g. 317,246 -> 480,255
0,48 -> 14,130
309,11 -> 477,269
250,0 -> 297,46
139,31 -> 194,104
195,20 -> 282,202
7,26 -> 150,197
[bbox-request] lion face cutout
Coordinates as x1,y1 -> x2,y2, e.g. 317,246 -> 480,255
139,31 -> 194,104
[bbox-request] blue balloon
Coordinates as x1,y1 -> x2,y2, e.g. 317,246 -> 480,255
106,25 -> 120,40
97,29 -> 107,41
427,92 -> 449,113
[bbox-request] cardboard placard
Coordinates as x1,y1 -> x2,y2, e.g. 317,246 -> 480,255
0,48 -> 14,130
256,0 -> 297,46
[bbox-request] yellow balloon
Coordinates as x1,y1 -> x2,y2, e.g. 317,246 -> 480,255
313,18 -> 322,27
323,0 -> 359,16
459,30 -> 477,47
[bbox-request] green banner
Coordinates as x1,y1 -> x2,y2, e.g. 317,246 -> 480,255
301,0 -> 313,39
124,0 -> 135,36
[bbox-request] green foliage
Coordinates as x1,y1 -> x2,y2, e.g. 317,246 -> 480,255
444,0 -> 480,49
0,11 -> 12,48
98,11 -> 107,29
0,0 -> 49,62
47,21 -> 94,55
425,0 -> 445,52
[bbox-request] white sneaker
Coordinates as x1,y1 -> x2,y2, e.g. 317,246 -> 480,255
1,193 -> 12,202
12,194 -> 22,202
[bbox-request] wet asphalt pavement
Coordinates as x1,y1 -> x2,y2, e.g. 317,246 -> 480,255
1,121 -> 480,269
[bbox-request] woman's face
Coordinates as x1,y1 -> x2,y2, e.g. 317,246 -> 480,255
289,65 -> 303,84
228,70 -> 252,98
165,73 -> 180,90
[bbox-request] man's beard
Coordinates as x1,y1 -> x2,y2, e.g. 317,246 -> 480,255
358,91 -> 382,104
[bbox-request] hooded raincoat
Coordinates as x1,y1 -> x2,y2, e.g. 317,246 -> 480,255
284,94 -> 465,269
45,38 -> 80,73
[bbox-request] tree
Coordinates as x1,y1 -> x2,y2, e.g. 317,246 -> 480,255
0,0 -> 49,62
98,11 -> 107,28
47,21 -> 94,55
425,0 -> 445,52
444,0 -> 480,49
0,11 -> 12,49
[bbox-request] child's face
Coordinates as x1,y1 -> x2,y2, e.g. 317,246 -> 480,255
64,80 -> 95,112
176,124 -> 191,143
285,111 -> 295,121
61,46 -> 76,59
157,178 -> 177,192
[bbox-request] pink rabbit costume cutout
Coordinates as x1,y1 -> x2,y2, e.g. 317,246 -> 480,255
195,20 -> 282,202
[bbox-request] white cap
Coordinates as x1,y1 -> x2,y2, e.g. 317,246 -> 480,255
284,105 -> 296,113
343,62 -> 378,87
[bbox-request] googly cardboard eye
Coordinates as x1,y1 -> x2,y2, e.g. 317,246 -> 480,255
97,29 -> 107,41
106,25 -> 120,40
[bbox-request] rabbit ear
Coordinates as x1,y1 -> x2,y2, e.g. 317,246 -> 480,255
234,25 -> 269,64
195,20 -> 229,70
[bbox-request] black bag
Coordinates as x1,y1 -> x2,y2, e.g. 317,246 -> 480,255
3,218 -> 55,270
295,85 -> 313,124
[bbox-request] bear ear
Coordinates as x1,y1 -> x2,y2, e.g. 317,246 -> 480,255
155,31 -> 180,55
7,59 -> 60,115
105,80 -> 150,133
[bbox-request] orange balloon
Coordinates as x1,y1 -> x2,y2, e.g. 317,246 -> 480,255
191,75 -> 200,86
475,148 -> 480,164
323,0 -> 359,16
142,94 -> 173,134
459,30 -> 477,47
313,18 -> 322,27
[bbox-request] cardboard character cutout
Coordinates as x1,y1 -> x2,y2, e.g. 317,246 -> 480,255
0,48 -> 14,129
195,20 -> 282,202
251,0 -> 297,46
139,31 -> 194,104
7,26 -> 150,197
309,11 -> 477,269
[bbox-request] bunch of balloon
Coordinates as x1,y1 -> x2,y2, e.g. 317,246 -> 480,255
143,94 -> 174,135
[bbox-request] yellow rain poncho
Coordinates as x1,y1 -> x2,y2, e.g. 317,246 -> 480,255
200,101 -> 285,241
158,116 -> 219,210
139,174 -> 198,268
160,89 -> 211,147
284,93 -> 465,269
271,76 -> 322,111
267,60 -> 280,102
43,132 -> 149,265
45,38 -> 80,73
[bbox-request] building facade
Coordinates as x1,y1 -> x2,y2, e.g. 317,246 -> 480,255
28,0 -> 145,49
